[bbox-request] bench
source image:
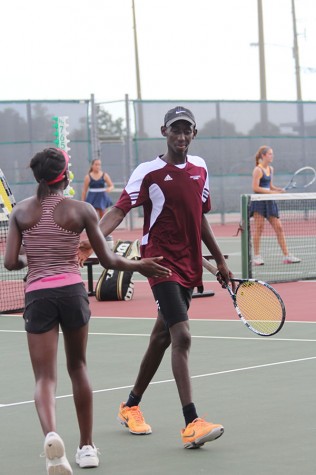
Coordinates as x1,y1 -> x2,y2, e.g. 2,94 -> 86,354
84,254 -> 228,298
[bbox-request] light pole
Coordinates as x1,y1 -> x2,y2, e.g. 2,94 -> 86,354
257,0 -> 267,100
131,0 -> 144,136
257,0 -> 268,131
291,0 -> 302,100
132,0 -> 142,101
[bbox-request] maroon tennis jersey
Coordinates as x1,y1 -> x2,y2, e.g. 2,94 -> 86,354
115,155 -> 211,288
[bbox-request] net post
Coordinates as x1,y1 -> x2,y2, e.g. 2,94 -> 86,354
241,194 -> 250,279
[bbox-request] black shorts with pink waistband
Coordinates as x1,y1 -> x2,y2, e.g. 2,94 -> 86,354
23,283 -> 90,334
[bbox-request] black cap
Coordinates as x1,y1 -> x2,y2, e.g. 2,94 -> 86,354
164,106 -> 196,127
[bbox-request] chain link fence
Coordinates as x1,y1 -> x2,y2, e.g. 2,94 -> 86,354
1,98 -> 316,224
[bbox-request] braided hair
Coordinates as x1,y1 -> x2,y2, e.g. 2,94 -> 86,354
30,148 -> 68,200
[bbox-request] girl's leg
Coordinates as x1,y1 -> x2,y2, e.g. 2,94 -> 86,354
62,323 -> 93,448
96,208 -> 105,219
253,212 -> 265,256
27,326 -> 59,435
268,216 -> 289,256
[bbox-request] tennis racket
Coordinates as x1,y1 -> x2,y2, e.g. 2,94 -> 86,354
0,168 -> 17,212
202,257 -> 286,336
283,166 -> 316,191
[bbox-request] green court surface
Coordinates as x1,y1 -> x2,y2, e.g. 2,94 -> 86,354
1,315 -> 316,475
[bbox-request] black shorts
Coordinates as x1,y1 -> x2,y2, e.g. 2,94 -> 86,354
23,283 -> 91,334
151,281 -> 193,328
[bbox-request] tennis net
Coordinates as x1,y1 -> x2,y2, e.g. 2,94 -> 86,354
0,218 -> 25,313
0,185 -> 26,315
241,193 -> 316,283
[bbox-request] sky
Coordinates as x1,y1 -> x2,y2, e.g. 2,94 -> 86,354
1,0 -> 315,103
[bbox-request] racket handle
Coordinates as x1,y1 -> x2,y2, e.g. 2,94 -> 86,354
202,257 -> 218,276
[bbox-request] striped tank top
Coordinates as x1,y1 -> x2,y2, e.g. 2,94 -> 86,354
22,194 -> 81,286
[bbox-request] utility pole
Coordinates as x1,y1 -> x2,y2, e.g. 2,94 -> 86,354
90,93 -> 100,161
291,0 -> 302,100
257,0 -> 267,100
257,0 -> 268,132
132,0 -> 142,101
291,0 -> 304,162
132,0 -> 144,136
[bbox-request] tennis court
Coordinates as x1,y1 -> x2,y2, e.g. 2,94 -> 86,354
1,227 -> 316,475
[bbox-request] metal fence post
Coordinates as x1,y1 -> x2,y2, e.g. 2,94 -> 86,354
125,94 -> 134,230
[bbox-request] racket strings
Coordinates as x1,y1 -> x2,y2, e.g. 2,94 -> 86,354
236,282 -> 283,334
290,167 -> 316,188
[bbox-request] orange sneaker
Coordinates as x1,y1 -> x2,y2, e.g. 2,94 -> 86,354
181,418 -> 224,449
117,403 -> 152,435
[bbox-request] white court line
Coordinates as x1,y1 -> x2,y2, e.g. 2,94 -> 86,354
95,317 -> 316,323
1,328 -> 316,340
1,317 -> 316,327
90,333 -> 316,342
1,355 -> 316,409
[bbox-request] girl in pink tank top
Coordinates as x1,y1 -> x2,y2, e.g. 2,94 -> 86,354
4,147 -> 171,474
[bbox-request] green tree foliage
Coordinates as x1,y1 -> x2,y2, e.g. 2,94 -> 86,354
97,106 -> 126,138
198,118 -> 243,137
248,121 -> 280,136
71,116 -> 89,140
31,104 -> 55,141
0,108 -> 28,141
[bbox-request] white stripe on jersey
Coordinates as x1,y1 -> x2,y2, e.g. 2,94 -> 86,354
125,158 -> 167,200
188,155 -> 210,203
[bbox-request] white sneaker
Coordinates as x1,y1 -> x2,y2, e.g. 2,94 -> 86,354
253,255 -> 264,266
44,432 -> 73,475
75,444 -> 99,468
283,255 -> 301,264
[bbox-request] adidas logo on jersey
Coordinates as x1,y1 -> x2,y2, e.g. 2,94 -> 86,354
164,174 -> 173,181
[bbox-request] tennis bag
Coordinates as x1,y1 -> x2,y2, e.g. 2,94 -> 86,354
95,239 -> 140,301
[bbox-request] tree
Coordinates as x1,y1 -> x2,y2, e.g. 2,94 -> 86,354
0,108 -> 27,141
198,118 -> 243,137
31,103 -> 55,141
97,106 -> 126,138
71,116 -> 89,140
248,121 -> 280,136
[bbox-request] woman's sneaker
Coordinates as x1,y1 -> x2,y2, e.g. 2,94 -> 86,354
283,255 -> 301,264
75,445 -> 99,468
44,432 -> 73,475
253,255 -> 264,266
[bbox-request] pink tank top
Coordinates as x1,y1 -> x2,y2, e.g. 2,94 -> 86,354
22,194 -> 82,288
